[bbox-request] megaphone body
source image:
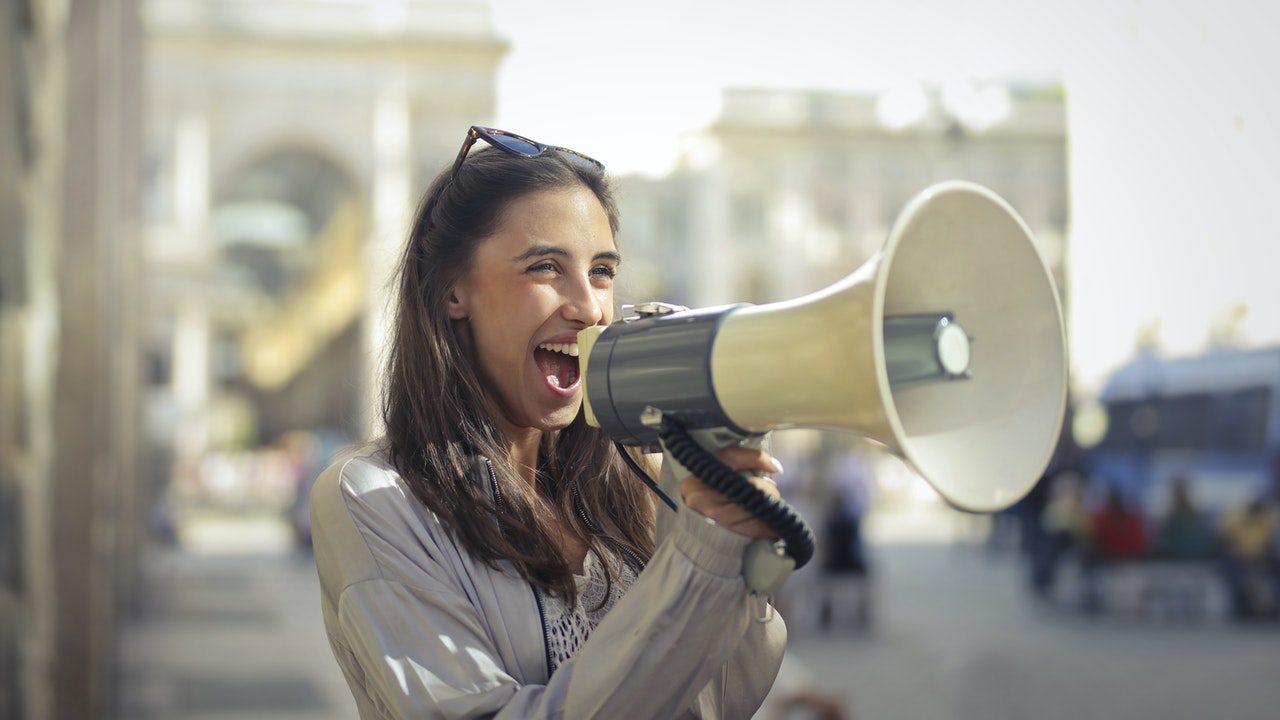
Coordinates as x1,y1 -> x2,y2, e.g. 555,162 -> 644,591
578,181 -> 1068,588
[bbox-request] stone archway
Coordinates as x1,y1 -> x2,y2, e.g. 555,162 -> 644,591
211,147 -> 367,443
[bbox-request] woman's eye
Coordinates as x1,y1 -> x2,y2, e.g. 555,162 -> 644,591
528,262 -> 558,275
591,265 -> 617,279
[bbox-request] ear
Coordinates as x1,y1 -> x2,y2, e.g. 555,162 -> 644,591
446,284 -> 470,320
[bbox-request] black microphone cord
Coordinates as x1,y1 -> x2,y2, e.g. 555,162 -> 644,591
622,417 -> 815,569
614,441 -> 678,511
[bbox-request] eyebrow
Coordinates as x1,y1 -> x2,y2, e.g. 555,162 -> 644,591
511,244 -> 622,264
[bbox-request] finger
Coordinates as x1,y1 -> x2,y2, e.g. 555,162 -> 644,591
745,473 -> 781,500
710,447 -> 785,476
679,454 -> 782,492
681,479 -> 752,513
684,485 -> 778,527
680,474 -> 707,500
679,461 -> 786,540
687,500 -> 776,538
681,473 -> 779,505
704,504 -> 762,527
681,489 -> 731,516
727,518 -> 779,539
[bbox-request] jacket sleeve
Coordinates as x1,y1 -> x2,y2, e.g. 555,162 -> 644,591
550,505 -> 785,719
318,459 -> 785,719
689,602 -> 787,719
654,453 -> 788,719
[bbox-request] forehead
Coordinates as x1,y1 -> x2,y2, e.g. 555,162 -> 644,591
482,187 -> 616,257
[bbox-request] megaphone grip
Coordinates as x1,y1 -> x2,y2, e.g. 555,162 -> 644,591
656,419 -> 815,569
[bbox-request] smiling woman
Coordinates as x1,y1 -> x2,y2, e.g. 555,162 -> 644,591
308,129 -> 787,719
447,188 -> 620,430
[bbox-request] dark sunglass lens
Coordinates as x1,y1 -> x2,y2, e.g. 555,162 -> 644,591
489,134 -> 541,155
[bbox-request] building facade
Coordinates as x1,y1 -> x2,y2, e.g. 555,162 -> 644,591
618,85 -> 1068,310
141,0 -> 507,480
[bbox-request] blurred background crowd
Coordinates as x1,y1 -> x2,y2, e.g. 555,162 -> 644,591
1,1 -> 1278,719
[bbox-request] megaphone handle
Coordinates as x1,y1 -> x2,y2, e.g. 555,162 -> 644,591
718,436 -> 799,596
656,424 -> 812,595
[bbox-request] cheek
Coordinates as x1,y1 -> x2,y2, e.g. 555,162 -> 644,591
473,318 -> 522,372
471,298 -> 542,370
599,288 -> 615,323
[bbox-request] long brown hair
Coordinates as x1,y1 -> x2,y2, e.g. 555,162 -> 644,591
382,147 -> 655,605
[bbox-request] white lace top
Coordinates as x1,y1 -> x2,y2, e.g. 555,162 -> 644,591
539,548 -> 638,674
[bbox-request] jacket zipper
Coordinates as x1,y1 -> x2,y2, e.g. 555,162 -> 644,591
573,488 -> 646,574
531,585 -> 554,679
484,457 -> 501,513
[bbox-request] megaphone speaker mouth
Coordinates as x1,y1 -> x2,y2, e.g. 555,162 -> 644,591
872,181 -> 1067,511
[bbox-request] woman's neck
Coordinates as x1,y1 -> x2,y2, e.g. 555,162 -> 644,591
497,419 -> 543,491
495,417 -> 585,571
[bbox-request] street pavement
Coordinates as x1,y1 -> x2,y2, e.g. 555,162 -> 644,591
118,514 -> 358,720
778,544 -> 1280,720
118,514 -> 1280,719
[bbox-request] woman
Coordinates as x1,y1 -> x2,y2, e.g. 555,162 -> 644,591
311,127 -> 787,718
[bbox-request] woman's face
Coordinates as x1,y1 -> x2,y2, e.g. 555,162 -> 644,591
449,186 -> 618,433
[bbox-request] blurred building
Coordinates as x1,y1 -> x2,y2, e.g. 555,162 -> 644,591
3,1 -> 507,718
2,1 -> 145,718
618,85 -> 1068,308
141,0 -> 507,487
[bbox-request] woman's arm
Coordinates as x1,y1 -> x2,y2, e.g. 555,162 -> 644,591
314,455 -> 784,719
661,446 -> 791,719
551,502 -> 783,718
688,600 -> 787,718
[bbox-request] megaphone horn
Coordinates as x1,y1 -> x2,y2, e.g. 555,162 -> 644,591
580,181 -> 1068,514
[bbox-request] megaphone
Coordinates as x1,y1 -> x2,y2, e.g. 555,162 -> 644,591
578,181 -> 1067,589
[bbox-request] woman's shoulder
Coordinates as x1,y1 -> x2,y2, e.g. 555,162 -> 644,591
312,442 -> 441,536
310,442 -> 465,594
316,442 -> 400,497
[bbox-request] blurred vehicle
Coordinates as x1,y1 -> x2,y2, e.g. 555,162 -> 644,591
1052,346 -> 1280,618
1082,345 -> 1280,515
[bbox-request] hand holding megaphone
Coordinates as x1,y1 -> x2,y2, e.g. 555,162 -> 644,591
578,181 -> 1068,594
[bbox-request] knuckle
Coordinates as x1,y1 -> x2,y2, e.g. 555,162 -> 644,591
714,448 -> 768,471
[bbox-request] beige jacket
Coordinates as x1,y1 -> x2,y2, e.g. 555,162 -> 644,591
311,445 -> 786,719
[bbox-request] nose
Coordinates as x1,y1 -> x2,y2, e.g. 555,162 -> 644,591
561,274 -> 606,327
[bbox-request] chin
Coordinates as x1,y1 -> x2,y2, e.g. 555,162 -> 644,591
537,400 -> 583,431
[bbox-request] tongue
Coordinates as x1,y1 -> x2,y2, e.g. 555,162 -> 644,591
534,348 -> 579,389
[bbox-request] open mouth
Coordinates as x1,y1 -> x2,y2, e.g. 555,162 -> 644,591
534,343 -> 580,391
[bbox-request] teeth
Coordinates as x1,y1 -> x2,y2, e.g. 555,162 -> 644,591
538,342 -> 580,357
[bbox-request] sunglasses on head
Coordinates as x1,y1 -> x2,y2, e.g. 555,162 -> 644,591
448,126 -> 605,183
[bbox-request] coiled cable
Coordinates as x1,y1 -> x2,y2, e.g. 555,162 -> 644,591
653,417 -> 815,569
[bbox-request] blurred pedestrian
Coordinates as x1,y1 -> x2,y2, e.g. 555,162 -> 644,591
1032,471 -> 1089,595
817,450 -> 872,630
1219,496 -> 1277,618
1082,486 -> 1149,612
1090,486 -> 1150,561
1153,479 -> 1215,561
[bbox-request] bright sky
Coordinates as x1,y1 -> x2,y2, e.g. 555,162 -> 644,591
490,0 -> 1067,177
489,0 -> 1280,392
